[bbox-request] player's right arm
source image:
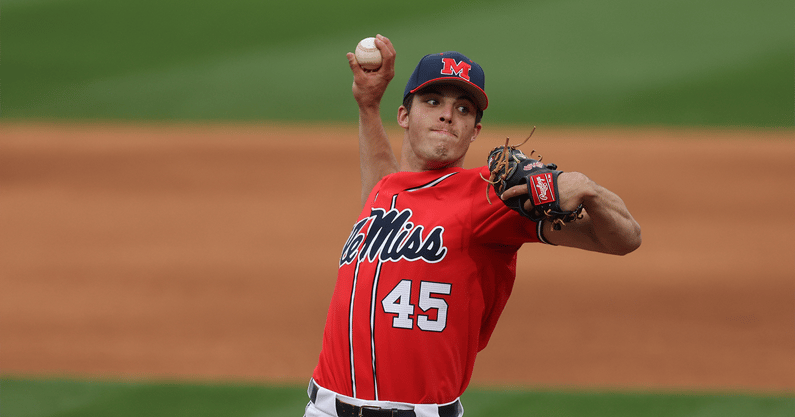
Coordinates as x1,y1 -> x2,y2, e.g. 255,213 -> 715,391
346,34 -> 399,207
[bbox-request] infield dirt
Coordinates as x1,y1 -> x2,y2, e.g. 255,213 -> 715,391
1,123 -> 793,393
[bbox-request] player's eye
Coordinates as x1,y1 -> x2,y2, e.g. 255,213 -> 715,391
426,99 -> 440,106
457,105 -> 470,114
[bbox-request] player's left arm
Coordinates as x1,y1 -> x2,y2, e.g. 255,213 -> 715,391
503,171 -> 642,255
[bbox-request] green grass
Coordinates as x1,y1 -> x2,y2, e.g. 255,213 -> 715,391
2,0 -> 792,126
1,377 -> 793,417
461,387 -> 795,417
0,377 -> 307,417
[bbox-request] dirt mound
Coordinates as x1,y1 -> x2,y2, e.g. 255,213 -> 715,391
1,123 -> 792,393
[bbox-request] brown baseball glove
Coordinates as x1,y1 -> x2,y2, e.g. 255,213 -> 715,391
483,128 -> 583,230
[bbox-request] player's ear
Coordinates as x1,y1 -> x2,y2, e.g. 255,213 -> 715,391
397,105 -> 410,128
469,123 -> 482,142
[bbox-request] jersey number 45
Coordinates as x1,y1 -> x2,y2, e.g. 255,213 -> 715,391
381,280 -> 452,332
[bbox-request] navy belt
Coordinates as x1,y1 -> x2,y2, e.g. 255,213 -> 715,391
309,381 -> 461,417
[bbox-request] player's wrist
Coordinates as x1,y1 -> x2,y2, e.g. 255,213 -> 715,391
358,102 -> 382,120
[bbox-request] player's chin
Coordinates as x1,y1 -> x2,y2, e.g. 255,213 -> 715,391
430,143 -> 453,159
427,148 -> 466,169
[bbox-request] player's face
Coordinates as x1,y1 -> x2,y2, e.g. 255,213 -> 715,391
398,84 -> 482,171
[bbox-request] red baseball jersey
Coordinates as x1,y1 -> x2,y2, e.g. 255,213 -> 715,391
312,166 -> 543,404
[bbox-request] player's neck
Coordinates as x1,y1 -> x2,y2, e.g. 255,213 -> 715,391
399,158 -> 465,172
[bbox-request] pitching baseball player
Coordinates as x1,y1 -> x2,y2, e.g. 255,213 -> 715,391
304,35 -> 641,417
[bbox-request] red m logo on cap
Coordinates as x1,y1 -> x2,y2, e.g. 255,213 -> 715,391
441,58 -> 471,81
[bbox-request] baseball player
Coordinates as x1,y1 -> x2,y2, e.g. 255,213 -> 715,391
304,35 -> 641,417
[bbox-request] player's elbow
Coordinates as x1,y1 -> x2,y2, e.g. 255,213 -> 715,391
610,222 -> 642,256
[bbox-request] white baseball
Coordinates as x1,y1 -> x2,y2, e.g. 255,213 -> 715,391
355,37 -> 382,70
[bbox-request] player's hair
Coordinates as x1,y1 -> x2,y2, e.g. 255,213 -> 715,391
403,90 -> 484,125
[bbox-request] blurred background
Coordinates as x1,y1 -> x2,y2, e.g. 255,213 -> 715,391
1,0 -> 793,416
3,0 -> 792,126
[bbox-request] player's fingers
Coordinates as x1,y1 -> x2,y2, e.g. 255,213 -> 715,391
500,184 -> 529,200
375,34 -> 396,79
347,52 -> 363,75
375,34 -> 396,59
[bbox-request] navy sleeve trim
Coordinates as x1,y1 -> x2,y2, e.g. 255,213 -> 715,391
537,220 -> 556,245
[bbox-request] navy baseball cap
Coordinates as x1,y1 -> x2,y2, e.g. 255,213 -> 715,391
404,51 -> 488,111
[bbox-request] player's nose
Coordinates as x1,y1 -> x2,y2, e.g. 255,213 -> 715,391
438,103 -> 454,123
